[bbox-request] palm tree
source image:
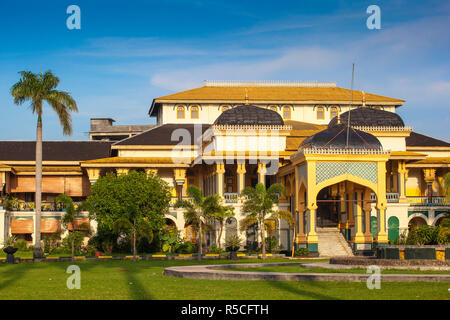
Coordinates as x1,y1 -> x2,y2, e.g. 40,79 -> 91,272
56,194 -> 89,262
175,185 -> 223,261
212,205 -> 235,249
240,183 -> 294,259
113,216 -> 154,262
11,71 -> 78,258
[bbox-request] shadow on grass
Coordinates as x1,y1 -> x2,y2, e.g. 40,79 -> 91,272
47,259 -> 154,299
266,278 -> 340,300
0,262 -> 31,292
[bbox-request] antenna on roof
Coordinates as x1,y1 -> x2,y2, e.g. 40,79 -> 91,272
346,63 -> 355,148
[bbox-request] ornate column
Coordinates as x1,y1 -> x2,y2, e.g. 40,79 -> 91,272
257,162 -> 266,186
423,168 -> 436,204
338,182 -> 347,230
353,190 -> 365,243
215,163 -> 225,197
376,203 -> 388,245
294,167 -> 307,247
363,190 -> 373,243
86,168 -> 100,184
391,161 -> 398,195
236,161 -> 246,194
396,161 -> 407,203
174,168 -> 187,200
307,204 -> 319,253
346,182 -> 355,227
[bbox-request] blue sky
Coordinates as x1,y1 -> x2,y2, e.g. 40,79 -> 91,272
0,0 -> 449,141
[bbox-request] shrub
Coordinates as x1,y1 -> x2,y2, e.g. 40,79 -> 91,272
61,231 -> 85,254
176,241 -> 197,254
102,240 -> 113,255
15,239 -> 29,251
43,235 -> 60,254
225,234 -> 242,252
265,236 -> 283,253
209,244 -> 226,254
137,237 -> 153,254
295,247 -> 310,256
407,225 -> 441,245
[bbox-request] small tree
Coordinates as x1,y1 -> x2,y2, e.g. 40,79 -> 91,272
240,183 -> 294,259
113,216 -> 154,262
175,185 -> 223,261
56,194 -> 89,261
86,171 -> 171,262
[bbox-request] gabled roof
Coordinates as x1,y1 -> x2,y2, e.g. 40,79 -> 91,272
0,141 -> 112,162
113,124 -> 211,146
406,132 -> 450,148
149,86 -> 404,116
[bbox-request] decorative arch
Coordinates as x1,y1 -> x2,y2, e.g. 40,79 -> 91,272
313,174 -> 379,204
408,215 -> 428,229
432,212 -> 448,226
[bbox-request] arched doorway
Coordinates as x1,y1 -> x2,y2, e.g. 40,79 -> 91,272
316,187 -> 339,227
434,214 -> 448,226
225,217 -> 237,239
165,218 -> 176,228
387,216 -> 400,244
408,216 -> 427,230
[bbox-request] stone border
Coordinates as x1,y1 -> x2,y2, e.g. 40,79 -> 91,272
330,257 -> 450,266
163,262 -> 450,282
0,253 -> 287,264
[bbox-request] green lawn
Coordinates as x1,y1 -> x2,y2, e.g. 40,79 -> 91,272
225,264 -> 450,274
0,259 -> 448,300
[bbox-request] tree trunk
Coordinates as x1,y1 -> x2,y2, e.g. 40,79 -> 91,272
260,220 -> 266,260
34,116 -> 43,258
218,221 -> 224,249
133,231 -> 137,263
198,218 -> 202,261
71,230 -> 75,262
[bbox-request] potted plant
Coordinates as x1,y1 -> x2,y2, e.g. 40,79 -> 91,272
2,235 -> 18,264
225,234 -> 242,260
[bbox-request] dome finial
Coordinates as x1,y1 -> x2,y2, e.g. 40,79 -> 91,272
245,88 -> 249,105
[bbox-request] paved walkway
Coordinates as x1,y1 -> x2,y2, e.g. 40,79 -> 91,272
163,262 -> 450,282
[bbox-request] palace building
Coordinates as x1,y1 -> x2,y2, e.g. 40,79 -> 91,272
1,80 -> 449,256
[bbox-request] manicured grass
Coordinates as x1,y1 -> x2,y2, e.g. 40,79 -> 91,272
0,258 -> 448,300
225,264 -> 450,274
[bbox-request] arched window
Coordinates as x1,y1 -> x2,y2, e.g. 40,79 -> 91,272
282,106 -> 291,120
221,105 -> 231,112
330,106 -> 338,120
316,106 -> 324,120
190,106 -> 199,119
269,105 -> 278,112
176,105 -> 185,119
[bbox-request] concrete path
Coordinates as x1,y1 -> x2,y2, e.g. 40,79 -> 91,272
163,262 -> 450,282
